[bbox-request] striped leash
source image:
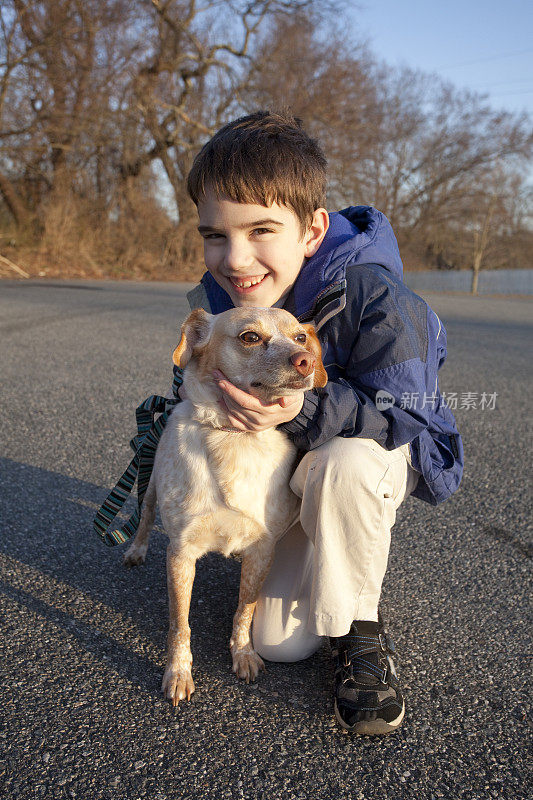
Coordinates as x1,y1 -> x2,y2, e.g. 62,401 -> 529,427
93,368 -> 183,547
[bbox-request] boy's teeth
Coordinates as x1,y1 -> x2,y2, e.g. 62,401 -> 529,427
232,275 -> 265,288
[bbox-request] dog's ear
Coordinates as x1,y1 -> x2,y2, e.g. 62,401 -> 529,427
173,308 -> 213,368
301,324 -> 328,388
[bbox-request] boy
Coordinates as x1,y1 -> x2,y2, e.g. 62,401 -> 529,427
97,110 -> 463,735
176,110 -> 463,735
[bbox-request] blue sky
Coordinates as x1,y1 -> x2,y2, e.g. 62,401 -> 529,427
353,0 -> 533,119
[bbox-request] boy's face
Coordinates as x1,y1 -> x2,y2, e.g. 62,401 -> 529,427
197,189 -> 328,308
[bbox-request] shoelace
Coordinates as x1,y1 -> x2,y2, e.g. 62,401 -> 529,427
335,632 -> 394,685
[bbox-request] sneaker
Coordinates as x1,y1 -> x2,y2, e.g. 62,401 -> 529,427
330,614 -> 405,735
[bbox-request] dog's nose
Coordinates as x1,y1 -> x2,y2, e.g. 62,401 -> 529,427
290,350 -> 315,378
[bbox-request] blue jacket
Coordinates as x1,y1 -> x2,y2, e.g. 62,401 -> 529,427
186,206 -> 464,505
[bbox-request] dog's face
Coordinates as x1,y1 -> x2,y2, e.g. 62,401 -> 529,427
173,307 -> 327,402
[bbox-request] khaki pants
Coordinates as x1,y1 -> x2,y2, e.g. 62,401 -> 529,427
251,437 -> 420,662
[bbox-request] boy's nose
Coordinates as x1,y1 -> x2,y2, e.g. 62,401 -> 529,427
290,350 -> 316,378
224,239 -> 254,271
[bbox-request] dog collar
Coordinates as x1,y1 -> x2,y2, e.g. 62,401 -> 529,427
216,425 -> 248,433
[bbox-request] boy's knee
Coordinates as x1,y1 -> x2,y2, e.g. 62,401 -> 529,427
252,627 -> 325,663
291,437 -> 394,498
252,610 -> 325,663
315,436 -> 377,468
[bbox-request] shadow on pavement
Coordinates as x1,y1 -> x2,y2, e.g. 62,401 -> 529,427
0,457 -> 248,694
0,457 -> 329,708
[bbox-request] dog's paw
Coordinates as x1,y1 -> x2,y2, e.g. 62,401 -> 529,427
161,666 -> 195,706
232,649 -> 265,683
123,542 -> 147,568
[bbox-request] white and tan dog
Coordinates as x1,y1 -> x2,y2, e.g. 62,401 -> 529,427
123,306 -> 327,706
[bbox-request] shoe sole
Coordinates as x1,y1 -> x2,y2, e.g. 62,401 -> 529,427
334,699 -> 405,735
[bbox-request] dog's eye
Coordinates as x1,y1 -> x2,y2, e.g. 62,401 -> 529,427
294,333 -> 307,344
239,331 -> 261,344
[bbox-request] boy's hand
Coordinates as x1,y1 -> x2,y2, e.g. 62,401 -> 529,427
214,370 -> 304,432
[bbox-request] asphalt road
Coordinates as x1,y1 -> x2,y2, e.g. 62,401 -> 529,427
1,280 -> 531,800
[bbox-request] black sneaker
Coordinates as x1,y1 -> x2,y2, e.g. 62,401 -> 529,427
330,615 -> 404,735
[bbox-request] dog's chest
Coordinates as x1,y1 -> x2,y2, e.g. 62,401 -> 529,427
207,429 -> 296,515
156,415 -> 299,554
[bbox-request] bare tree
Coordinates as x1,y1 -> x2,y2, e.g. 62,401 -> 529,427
0,1 -> 531,279
117,1 -> 332,215
0,1 -> 138,223
238,11 -> 380,208
0,0 -> 338,275
240,27 -> 533,275
371,70 -> 532,261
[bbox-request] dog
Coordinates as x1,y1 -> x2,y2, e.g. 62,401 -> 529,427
123,306 -> 327,706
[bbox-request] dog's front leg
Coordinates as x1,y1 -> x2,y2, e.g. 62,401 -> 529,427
162,545 -> 196,706
123,478 -> 156,568
230,543 -> 274,683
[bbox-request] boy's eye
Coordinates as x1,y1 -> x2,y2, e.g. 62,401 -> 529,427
239,331 -> 262,344
203,232 -> 224,240
252,228 -> 273,235
294,333 -> 307,344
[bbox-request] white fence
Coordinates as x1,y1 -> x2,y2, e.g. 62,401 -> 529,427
403,268 -> 533,295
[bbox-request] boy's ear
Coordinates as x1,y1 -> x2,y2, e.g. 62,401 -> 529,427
173,308 -> 213,368
301,324 -> 328,388
304,208 -> 329,258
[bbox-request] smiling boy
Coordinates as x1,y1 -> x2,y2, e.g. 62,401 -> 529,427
96,110 -> 463,734
193,190 -> 329,429
197,191 -> 328,308
174,111 -> 463,735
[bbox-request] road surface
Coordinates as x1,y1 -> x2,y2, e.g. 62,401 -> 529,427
1,280 -> 531,799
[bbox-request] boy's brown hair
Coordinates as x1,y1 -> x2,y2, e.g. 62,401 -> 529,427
187,110 -> 327,234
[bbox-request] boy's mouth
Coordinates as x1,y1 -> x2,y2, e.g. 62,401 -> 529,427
228,274 -> 267,292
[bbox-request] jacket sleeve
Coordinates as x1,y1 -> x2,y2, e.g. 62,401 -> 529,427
279,269 -> 433,452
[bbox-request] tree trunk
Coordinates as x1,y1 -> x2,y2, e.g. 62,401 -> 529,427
471,256 -> 480,295
0,172 -> 32,227
471,195 -> 497,295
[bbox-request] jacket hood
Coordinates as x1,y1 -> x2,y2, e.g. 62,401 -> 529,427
199,206 -> 403,317
330,206 -> 403,279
